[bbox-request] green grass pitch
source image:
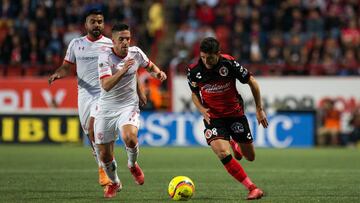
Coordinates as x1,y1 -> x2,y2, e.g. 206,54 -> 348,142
0,145 -> 359,203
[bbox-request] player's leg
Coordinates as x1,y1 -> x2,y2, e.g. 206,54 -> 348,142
87,116 -> 111,186
94,115 -> 122,198
209,139 -> 263,200
229,138 -> 243,160
118,107 -> 144,185
121,124 -> 144,185
230,116 -> 255,161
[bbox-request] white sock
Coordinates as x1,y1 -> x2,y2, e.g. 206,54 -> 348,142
101,159 -> 120,184
126,144 -> 139,168
91,141 -> 102,167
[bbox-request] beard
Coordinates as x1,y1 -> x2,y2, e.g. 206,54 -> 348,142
90,28 -> 102,38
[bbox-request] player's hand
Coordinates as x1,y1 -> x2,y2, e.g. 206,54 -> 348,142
256,108 -> 268,128
48,73 -> 61,85
138,91 -> 147,107
200,107 -> 211,125
123,59 -> 135,71
156,71 -> 167,81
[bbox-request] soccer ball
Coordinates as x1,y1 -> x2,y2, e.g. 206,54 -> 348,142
168,176 -> 195,201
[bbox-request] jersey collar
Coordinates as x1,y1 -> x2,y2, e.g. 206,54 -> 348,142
112,48 -> 127,59
86,34 -> 103,42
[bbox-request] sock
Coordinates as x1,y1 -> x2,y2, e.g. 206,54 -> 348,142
126,144 -> 139,168
222,154 -> 255,191
91,141 -> 102,167
101,159 -> 120,184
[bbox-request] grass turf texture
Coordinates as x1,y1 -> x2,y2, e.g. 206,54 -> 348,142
0,145 -> 359,203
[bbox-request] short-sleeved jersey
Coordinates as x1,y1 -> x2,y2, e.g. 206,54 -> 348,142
97,46 -> 150,111
65,35 -> 113,96
187,54 -> 251,118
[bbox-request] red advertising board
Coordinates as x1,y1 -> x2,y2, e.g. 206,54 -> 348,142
0,78 -> 78,110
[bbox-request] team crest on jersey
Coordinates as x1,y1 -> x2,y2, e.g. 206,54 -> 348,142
219,66 -> 229,76
231,122 -> 244,133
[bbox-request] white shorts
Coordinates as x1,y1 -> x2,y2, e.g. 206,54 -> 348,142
78,94 -> 99,134
94,106 -> 140,144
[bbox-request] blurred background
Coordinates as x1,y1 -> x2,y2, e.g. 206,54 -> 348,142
0,0 -> 359,148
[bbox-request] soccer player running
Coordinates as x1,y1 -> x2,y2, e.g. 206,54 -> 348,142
187,37 -> 268,200
95,23 -> 166,198
48,9 -> 146,187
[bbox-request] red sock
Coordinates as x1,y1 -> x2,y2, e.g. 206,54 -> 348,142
222,155 -> 255,190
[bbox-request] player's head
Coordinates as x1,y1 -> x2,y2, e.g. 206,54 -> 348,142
200,37 -> 220,69
84,9 -> 104,39
112,23 -> 131,56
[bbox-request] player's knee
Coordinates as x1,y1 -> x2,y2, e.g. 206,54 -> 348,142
216,150 -> 231,160
245,154 -> 255,162
122,133 -> 138,147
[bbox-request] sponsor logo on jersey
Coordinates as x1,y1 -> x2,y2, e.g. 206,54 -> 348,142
77,56 -> 98,60
202,82 -> 231,93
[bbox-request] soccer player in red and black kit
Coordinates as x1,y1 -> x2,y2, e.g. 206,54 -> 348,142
187,37 -> 268,200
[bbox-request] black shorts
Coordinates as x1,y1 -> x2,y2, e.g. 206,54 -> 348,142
203,116 -> 253,145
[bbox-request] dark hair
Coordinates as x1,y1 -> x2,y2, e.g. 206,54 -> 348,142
84,8 -> 103,21
112,23 -> 130,33
200,37 -> 220,54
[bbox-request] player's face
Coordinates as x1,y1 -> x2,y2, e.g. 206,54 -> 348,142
113,30 -> 131,56
200,52 -> 220,69
85,14 -> 104,39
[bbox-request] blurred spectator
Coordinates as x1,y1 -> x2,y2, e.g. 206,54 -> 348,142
306,9 -> 324,39
283,34 -> 307,75
317,99 -> 341,146
339,48 -> 359,75
347,107 -> 360,147
63,23 -> 81,46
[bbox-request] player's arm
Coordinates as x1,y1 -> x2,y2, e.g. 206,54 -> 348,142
49,39 -> 76,85
187,68 -> 210,124
101,59 -> 135,92
191,92 -> 210,124
247,75 -> 268,128
136,73 -> 147,106
48,61 -> 73,84
146,62 -> 167,81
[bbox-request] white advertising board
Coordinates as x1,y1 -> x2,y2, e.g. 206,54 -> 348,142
173,76 -> 360,113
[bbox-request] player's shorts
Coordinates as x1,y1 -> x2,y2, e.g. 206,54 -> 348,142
78,94 -> 99,134
94,105 -> 140,144
203,115 -> 253,145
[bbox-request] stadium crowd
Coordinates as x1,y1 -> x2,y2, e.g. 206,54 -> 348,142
169,0 -> 360,76
0,0 -> 156,76
0,0 -> 359,77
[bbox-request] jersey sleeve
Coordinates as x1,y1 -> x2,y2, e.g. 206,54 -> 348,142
231,60 -> 251,84
64,39 -> 76,64
98,52 -> 112,79
186,67 -> 200,94
136,47 -> 151,69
